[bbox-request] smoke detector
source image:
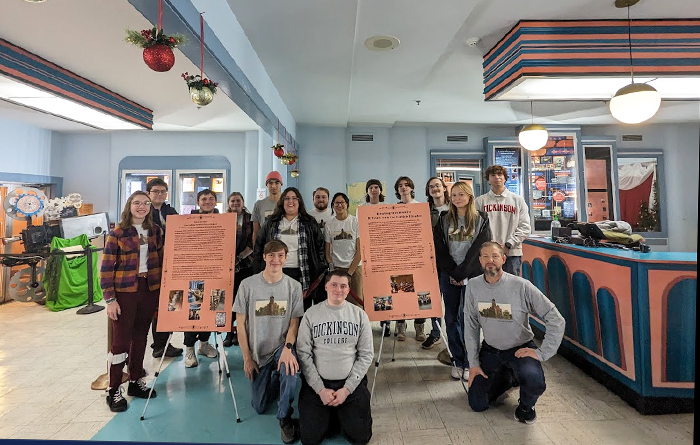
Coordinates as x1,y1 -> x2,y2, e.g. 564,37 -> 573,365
364,35 -> 400,51
465,37 -> 480,47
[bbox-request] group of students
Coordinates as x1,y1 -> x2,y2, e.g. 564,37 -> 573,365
99,164 -> 566,444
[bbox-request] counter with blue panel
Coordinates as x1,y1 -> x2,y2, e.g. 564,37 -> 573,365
522,238 -> 696,414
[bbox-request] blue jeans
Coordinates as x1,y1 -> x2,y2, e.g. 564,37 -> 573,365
504,256 -> 522,276
468,340 -> 546,412
429,317 -> 441,338
251,346 -> 300,420
439,271 -> 466,367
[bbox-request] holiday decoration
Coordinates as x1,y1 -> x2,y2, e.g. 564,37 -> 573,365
125,27 -> 185,72
634,179 -> 660,232
272,143 -> 285,158
280,153 -> 298,165
182,72 -> 217,106
290,169 -> 300,178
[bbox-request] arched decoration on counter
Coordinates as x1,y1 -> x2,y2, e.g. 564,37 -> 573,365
531,259 -> 547,296
596,287 -> 625,370
663,278 -> 696,383
521,261 -> 532,283
572,272 -> 600,354
546,256 -> 575,339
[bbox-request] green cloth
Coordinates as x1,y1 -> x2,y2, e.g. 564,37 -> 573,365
44,234 -> 103,312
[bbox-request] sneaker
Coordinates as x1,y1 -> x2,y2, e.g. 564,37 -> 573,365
127,378 -> 157,399
414,322 -> 426,342
106,387 -> 127,412
279,417 -> 299,444
514,402 -> 537,424
396,322 -> 407,341
451,366 -> 468,381
421,335 -> 441,349
198,341 -> 218,358
165,345 -> 183,357
152,347 -> 165,358
185,347 -> 199,368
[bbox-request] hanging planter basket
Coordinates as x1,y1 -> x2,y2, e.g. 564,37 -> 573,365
190,86 -> 214,106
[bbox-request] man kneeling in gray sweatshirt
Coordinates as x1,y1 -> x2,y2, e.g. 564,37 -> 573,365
296,269 -> 374,445
465,241 -> 565,425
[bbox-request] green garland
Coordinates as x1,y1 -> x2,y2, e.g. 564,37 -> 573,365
125,27 -> 186,49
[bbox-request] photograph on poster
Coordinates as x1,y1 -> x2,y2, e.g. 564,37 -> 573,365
215,312 -> 226,327
390,274 -> 415,293
189,280 -> 205,304
255,297 -> 287,316
210,289 -> 226,311
182,177 -> 195,192
189,304 -> 201,320
373,296 -> 393,311
540,156 -> 552,164
439,171 -> 455,183
531,156 -> 541,164
168,290 -> 184,312
212,178 -> 224,193
417,292 -> 432,309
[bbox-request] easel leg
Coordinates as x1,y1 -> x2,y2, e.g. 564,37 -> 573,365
217,333 -> 241,422
370,323 -> 388,403
391,321 -> 397,362
140,333 -> 173,421
212,333 -> 222,375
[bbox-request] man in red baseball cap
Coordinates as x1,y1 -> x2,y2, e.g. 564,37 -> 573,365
252,171 -> 284,241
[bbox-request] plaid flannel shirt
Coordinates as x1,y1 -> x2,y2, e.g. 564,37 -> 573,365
100,225 -> 164,301
272,218 -> 310,290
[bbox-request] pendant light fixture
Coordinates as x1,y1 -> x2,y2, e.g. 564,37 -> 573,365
609,0 -> 661,124
518,102 -> 549,151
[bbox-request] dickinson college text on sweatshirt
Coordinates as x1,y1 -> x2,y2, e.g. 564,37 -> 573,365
475,189 -> 530,257
296,301 -> 374,394
463,273 -> 565,369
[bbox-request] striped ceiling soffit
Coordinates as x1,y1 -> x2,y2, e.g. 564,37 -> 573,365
483,19 -> 700,101
0,37 -> 153,129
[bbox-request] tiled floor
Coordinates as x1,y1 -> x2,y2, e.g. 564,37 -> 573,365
0,300 -> 693,444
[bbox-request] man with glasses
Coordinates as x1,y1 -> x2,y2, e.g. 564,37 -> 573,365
324,193 -> 362,306
252,171 -> 284,243
464,241 -> 565,424
146,178 -> 183,359
296,270 -> 374,445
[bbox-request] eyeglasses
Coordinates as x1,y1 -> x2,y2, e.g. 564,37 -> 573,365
149,190 -> 167,195
333,201 -> 347,206
283,197 -> 299,202
132,201 -> 152,207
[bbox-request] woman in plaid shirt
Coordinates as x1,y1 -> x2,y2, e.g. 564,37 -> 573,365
101,191 -> 164,413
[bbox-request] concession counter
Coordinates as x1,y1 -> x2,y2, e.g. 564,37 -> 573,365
522,238 -> 696,414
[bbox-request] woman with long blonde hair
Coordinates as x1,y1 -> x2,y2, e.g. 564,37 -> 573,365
433,181 -> 491,381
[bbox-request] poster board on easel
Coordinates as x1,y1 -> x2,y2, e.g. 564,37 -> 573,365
156,213 -> 237,333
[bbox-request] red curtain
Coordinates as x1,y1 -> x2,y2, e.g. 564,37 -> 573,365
619,174 -> 653,227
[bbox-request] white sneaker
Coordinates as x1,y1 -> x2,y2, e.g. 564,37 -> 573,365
198,341 -> 218,358
451,366 -> 468,381
185,347 -> 199,368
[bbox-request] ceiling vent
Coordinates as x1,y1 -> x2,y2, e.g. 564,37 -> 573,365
621,134 -> 643,142
351,134 -> 374,142
446,135 -> 469,143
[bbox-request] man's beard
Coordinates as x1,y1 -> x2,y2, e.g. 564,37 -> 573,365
484,266 -> 500,277
315,203 -> 328,211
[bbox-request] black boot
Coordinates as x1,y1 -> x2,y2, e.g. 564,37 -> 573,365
106,387 -> 127,412
223,332 -> 235,347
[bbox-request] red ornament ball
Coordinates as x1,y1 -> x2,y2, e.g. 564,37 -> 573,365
273,148 -> 285,158
142,44 -> 175,72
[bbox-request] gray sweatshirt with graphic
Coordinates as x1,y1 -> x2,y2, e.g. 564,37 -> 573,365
297,301 -> 374,394
464,272 -> 565,368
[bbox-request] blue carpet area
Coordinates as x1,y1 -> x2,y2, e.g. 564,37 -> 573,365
91,344 -> 350,444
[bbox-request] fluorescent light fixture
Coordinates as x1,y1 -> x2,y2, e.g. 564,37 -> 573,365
435,166 -> 482,172
495,76 -> 700,101
0,75 -> 143,130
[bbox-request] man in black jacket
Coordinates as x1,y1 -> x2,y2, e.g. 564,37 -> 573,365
147,178 -> 183,358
